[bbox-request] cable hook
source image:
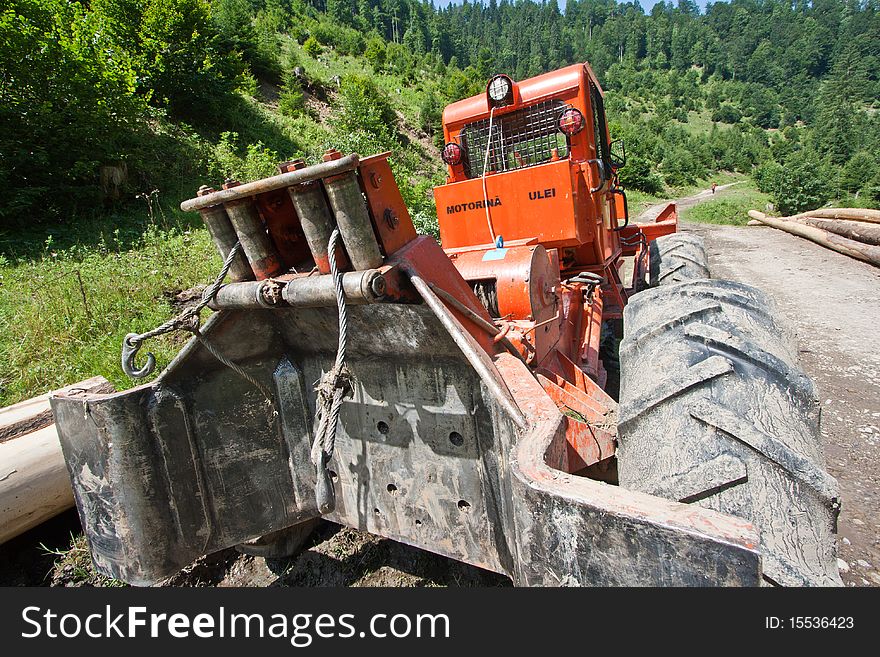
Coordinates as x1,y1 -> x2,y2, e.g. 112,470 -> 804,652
121,333 -> 156,379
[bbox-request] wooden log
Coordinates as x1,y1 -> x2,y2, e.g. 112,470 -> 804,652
789,216 -> 880,246
796,208 -> 880,224
0,425 -> 75,544
0,376 -> 112,443
748,211 -> 880,267
0,377 -> 114,544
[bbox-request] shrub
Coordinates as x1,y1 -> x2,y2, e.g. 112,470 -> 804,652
365,37 -> 386,71
0,0 -> 145,224
212,132 -> 280,182
662,147 -> 702,187
711,104 -> 742,124
303,35 -> 321,58
758,153 -> 830,215
278,80 -> 306,117
330,75 -> 398,151
618,154 -> 664,195
840,152 -> 878,194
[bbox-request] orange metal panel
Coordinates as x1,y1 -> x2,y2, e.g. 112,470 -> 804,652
358,152 -> 418,256
436,159 -> 593,249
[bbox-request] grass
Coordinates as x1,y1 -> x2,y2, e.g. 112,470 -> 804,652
0,197 -> 219,406
681,177 -> 771,226
40,534 -> 125,587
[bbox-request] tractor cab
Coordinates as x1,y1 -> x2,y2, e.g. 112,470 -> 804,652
433,64 -> 646,323
434,64 -> 627,269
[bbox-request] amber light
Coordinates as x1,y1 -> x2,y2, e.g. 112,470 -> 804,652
558,108 -> 585,136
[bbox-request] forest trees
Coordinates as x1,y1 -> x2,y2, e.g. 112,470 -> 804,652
3,0 -> 879,225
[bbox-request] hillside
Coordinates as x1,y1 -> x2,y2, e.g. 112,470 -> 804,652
1,0 -> 880,404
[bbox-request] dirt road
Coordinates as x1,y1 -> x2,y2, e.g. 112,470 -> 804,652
686,221 -> 880,587
636,182 -> 741,222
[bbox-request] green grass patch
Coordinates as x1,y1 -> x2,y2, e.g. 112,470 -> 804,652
681,178 -> 771,226
41,534 -> 125,587
0,199 -> 219,406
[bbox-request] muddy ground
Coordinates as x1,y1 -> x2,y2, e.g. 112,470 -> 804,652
2,204 -> 878,587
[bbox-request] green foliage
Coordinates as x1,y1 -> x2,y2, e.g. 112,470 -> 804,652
757,152 -> 830,216
364,37 -> 386,71
661,147 -> 704,187
866,173 -> 880,209
418,90 -> 443,141
213,0 -> 281,82
840,152 -> 878,195
99,0 -> 241,113
303,35 -> 322,58
712,104 -> 742,124
619,154 -> 664,195
279,83 -> 306,117
331,74 -> 398,151
212,132 -> 281,182
0,0 -> 144,222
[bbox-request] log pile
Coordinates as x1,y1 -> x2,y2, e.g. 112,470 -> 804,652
748,208 -> 880,268
0,376 -> 113,544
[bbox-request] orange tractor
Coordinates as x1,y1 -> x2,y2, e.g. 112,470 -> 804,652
52,63 -> 841,586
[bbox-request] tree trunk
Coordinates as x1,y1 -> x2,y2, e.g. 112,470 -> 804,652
0,377 -> 113,544
795,208 -> 880,224
748,211 -> 880,267
790,217 -> 880,246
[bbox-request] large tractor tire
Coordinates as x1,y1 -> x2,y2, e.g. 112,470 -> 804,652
617,279 -> 841,586
649,232 -> 710,286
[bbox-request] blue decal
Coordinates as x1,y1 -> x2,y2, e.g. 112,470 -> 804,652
482,248 -> 508,261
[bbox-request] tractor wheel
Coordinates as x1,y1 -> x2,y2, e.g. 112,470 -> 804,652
649,232 -> 710,286
617,279 -> 841,586
235,520 -> 319,559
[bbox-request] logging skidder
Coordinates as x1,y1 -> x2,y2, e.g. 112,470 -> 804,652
51,64 -> 841,586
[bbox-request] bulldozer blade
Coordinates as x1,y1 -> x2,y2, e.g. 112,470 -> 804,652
51,242 -> 763,586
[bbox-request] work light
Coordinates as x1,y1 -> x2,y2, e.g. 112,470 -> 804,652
558,108 -> 585,135
487,75 -> 514,106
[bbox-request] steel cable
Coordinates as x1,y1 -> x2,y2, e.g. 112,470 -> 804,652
310,228 -> 351,514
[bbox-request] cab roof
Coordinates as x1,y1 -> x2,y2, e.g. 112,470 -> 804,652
442,62 -> 604,129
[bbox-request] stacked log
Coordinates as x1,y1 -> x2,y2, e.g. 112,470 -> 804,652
0,377 -> 113,544
748,210 -> 880,267
793,217 -> 880,246
790,207 -> 880,224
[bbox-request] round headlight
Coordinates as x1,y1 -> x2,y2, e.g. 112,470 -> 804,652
558,108 -> 585,136
487,75 -> 513,105
441,142 -> 464,166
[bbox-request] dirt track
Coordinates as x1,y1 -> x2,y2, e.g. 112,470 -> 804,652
636,182 -> 741,222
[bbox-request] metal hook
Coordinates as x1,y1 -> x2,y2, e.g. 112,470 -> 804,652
121,333 -> 155,379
